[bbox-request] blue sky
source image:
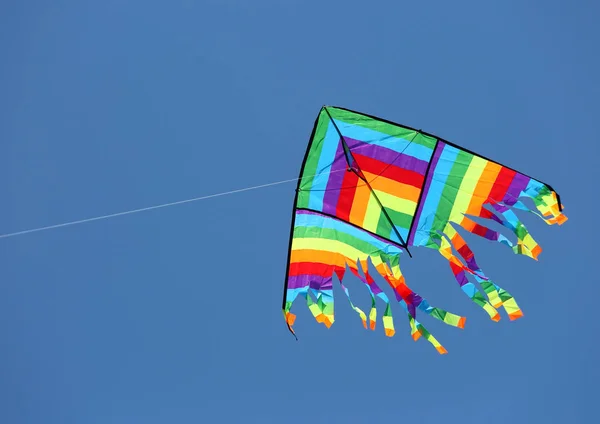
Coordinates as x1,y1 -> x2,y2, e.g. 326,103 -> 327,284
1,1 -> 597,423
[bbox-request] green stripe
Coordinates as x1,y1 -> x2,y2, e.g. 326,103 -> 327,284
375,208 -> 412,241
431,308 -> 447,321
297,109 -> 330,208
384,209 -> 412,231
327,107 -> 437,149
375,210 -> 393,241
430,149 -> 473,234
294,225 -> 386,256
515,223 -> 527,239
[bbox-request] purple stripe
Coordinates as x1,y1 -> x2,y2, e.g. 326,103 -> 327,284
322,141 -> 348,216
489,203 -> 510,214
489,173 -> 530,213
455,270 -> 469,287
406,302 -> 416,317
488,210 -> 506,226
287,274 -> 333,290
344,137 -> 429,175
369,281 -> 384,296
462,252 -> 479,272
354,272 -> 385,296
483,228 -> 496,240
286,274 -> 310,290
407,141 -> 445,245
311,278 -> 333,291
497,173 -> 531,211
484,228 -> 500,242
410,293 -> 424,307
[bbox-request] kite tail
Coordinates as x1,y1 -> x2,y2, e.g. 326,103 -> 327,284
433,231 -> 502,321
485,203 -> 542,260
519,180 -> 567,226
283,243 -> 377,335
293,280 -> 335,329
284,210 -> 467,353
373,254 -> 466,354
347,259 -> 395,335
439,225 -> 523,321
468,180 -> 565,260
284,262 -> 339,334
334,266 -> 369,329
427,180 -> 567,322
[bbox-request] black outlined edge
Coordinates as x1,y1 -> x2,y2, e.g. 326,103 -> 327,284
323,106 -> 413,257
282,105 -> 564,338
332,105 -> 563,211
281,107 -> 324,338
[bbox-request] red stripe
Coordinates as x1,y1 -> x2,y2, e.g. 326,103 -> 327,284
348,267 -> 376,285
289,262 -> 344,278
393,282 -> 413,299
457,244 -> 474,262
449,261 -> 463,276
470,223 -> 489,237
335,169 -> 359,222
353,153 -> 424,188
479,208 -> 494,219
487,166 -> 516,205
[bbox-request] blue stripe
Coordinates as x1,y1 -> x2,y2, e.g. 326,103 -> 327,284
413,144 -> 458,246
334,119 -> 434,162
393,225 -> 409,245
286,287 -> 308,303
523,179 -> 544,198
306,123 -> 341,211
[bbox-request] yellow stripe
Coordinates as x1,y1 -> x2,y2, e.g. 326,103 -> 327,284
292,238 -> 373,260
374,190 -> 418,216
363,193 -> 381,233
442,222 -> 458,239
448,155 -> 486,221
363,171 -> 421,203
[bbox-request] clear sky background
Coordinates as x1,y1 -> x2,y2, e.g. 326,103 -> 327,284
1,1 -> 597,423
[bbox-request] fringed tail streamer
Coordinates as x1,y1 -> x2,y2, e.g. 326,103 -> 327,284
284,182 -> 565,354
283,106 -> 567,354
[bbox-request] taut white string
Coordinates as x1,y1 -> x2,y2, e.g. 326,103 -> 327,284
0,170 -> 345,239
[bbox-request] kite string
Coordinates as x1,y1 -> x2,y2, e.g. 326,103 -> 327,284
0,170 -> 347,239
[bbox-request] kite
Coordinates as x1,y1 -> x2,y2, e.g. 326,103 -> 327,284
282,106 -> 567,353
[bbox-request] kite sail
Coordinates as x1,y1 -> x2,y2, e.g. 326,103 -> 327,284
282,106 -> 567,353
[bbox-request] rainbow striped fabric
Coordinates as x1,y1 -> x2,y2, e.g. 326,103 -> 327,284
283,106 -> 567,353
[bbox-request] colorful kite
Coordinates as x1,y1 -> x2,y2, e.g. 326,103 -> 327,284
282,106 -> 567,353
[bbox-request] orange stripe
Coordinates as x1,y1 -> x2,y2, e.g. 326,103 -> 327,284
363,171 -> 421,203
460,217 -> 476,233
466,161 -> 502,216
290,249 -> 357,270
451,232 -> 467,250
349,184 -> 371,228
